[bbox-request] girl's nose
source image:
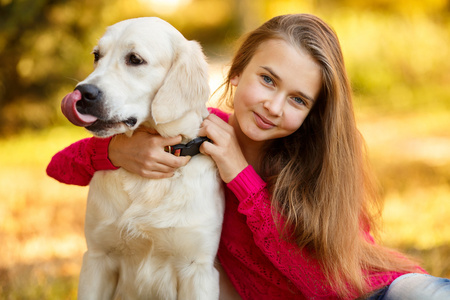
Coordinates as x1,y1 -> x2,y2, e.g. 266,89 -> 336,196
263,94 -> 284,117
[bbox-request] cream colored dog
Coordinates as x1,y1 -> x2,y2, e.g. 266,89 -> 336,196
61,17 -> 224,299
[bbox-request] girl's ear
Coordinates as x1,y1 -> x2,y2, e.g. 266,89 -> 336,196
230,75 -> 240,87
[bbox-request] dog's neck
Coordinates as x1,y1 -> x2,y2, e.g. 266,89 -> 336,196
139,109 -> 205,143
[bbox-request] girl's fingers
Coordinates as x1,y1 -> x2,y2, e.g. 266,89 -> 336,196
109,130 -> 190,178
199,115 -> 248,183
161,135 -> 183,147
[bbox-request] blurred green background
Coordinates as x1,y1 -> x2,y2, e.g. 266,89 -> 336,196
1,0 -> 449,298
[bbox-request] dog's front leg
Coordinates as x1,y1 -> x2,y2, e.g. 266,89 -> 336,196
177,260 -> 220,300
78,250 -> 119,300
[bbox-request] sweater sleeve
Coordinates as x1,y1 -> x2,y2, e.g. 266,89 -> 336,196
226,165 -> 340,299
46,137 -> 118,186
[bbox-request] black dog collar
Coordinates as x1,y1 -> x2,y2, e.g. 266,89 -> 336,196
164,136 -> 211,157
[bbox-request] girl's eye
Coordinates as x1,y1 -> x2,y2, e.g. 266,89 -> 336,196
292,97 -> 306,106
262,75 -> 273,85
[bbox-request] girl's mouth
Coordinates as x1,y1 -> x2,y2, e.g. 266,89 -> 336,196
253,112 -> 275,129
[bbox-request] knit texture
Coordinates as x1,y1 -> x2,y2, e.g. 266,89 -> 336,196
46,136 -> 117,186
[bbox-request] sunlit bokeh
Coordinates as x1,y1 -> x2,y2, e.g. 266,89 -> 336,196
1,0 -> 449,298
138,0 -> 191,15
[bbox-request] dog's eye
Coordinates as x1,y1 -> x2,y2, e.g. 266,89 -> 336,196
93,51 -> 100,63
127,53 -> 145,66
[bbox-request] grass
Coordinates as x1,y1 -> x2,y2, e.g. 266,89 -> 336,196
0,127 -> 90,299
357,109 -> 450,278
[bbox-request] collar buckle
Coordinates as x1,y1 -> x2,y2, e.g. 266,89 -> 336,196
164,137 -> 210,157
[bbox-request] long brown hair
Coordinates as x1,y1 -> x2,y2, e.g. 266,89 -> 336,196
219,14 -> 419,298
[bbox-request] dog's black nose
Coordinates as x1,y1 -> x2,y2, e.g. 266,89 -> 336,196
75,84 -> 102,103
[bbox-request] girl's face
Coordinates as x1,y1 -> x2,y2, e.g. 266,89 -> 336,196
230,39 -> 322,144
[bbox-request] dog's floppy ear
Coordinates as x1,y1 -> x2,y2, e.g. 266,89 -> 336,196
151,40 -> 210,124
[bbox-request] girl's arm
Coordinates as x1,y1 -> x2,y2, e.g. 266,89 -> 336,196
46,137 -> 115,186
228,167 -> 406,298
199,114 -> 249,183
47,108 -> 221,186
227,166 -> 338,299
46,128 -> 190,186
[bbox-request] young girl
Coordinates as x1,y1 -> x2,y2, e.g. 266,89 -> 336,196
47,14 -> 450,299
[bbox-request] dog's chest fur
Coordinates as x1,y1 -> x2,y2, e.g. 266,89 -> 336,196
82,154 -> 224,299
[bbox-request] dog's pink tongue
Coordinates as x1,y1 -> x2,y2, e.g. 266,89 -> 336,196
61,90 -> 98,127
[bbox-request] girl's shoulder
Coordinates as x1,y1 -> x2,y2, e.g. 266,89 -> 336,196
208,107 -> 230,123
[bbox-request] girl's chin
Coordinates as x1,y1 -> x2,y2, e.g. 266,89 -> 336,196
234,114 -> 279,142
243,126 -> 273,143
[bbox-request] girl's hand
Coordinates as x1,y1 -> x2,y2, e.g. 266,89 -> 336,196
108,127 -> 190,179
199,114 -> 248,183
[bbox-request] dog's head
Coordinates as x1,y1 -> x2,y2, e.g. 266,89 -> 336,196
61,17 -> 210,138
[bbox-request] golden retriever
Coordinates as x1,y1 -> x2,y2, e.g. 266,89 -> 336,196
61,17 -> 224,300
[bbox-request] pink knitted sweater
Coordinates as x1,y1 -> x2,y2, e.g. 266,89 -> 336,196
47,108 -> 412,299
